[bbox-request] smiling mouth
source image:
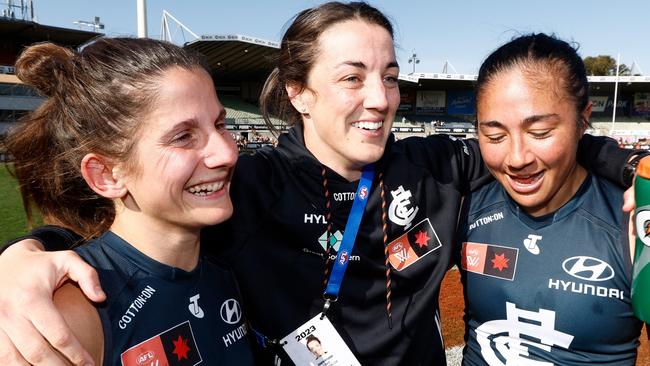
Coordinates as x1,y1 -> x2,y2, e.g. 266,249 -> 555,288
351,121 -> 383,131
507,171 -> 544,192
186,181 -> 226,196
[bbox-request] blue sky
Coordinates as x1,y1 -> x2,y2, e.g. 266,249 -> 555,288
31,0 -> 649,75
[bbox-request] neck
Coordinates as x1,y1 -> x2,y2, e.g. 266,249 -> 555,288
110,211 -> 201,272
302,129 -> 363,182
323,160 -> 363,181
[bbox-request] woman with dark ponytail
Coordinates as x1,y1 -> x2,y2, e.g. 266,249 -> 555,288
458,33 -> 642,365
0,4 -> 640,366
3,38 -> 253,365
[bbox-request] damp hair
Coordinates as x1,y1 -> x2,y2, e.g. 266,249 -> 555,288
475,33 -> 590,127
259,1 -> 394,132
4,38 -> 210,240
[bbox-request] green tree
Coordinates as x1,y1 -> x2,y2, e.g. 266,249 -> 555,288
584,55 -> 630,76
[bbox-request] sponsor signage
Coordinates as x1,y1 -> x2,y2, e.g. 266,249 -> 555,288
591,96 -> 629,114
392,126 -> 425,133
198,34 -> 280,48
462,242 -> 518,281
434,126 -> 476,134
398,90 -> 415,112
121,321 -> 202,366
562,256 -> 614,282
387,218 -> 442,271
416,90 -> 446,113
590,96 -> 608,113
634,93 -> 650,116
447,90 -> 476,115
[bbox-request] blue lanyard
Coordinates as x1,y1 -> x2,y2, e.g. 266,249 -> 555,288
323,164 -> 375,311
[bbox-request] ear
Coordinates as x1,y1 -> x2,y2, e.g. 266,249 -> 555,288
285,83 -> 310,115
80,154 -> 128,199
579,101 -> 592,134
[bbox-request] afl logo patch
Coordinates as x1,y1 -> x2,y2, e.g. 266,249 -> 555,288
635,207 -> 650,247
358,186 -> 369,200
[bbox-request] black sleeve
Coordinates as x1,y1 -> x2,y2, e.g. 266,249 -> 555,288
576,134 -> 642,188
0,225 -> 81,255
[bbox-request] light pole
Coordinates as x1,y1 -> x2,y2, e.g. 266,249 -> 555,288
408,50 -> 420,74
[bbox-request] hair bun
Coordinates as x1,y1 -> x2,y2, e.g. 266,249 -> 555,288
15,42 -> 75,97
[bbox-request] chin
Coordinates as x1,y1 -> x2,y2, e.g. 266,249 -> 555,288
357,146 -> 386,165
202,204 -> 234,226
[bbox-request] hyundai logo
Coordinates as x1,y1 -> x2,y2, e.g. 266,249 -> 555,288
220,299 -> 242,324
562,256 -> 614,282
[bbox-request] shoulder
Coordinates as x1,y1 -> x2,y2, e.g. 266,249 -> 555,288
393,134 -> 475,159
232,148 -> 289,191
577,175 -> 625,227
464,181 -> 505,216
53,281 -> 103,365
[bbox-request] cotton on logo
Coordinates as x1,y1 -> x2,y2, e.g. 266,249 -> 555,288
562,256 -> 614,282
220,299 -> 242,324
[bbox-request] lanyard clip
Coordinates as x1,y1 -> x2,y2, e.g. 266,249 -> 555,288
322,294 -> 338,318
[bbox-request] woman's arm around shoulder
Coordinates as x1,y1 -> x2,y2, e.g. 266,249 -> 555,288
52,281 -> 103,365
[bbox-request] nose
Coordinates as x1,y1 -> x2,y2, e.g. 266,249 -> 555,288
363,76 -> 389,112
506,136 -> 534,170
203,129 -> 238,169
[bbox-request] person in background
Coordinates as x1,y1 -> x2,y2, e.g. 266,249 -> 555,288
0,3 -> 640,365
458,33 -> 643,365
2,38 -> 253,365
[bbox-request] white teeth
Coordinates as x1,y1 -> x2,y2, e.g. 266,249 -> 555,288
352,121 -> 383,130
187,181 -> 225,195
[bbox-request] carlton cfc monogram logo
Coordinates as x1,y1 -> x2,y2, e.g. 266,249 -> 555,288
388,186 -> 419,229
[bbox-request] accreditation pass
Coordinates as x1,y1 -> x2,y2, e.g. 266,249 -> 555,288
281,313 -> 360,366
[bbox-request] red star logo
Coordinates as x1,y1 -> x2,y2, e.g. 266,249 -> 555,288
414,230 -> 430,248
491,253 -> 509,272
172,335 -> 190,361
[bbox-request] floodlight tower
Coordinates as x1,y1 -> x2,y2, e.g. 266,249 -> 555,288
137,0 -> 147,38
408,50 -> 420,74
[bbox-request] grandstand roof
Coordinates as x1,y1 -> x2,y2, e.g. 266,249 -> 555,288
185,34 -> 278,82
184,34 -> 650,95
0,17 -> 101,47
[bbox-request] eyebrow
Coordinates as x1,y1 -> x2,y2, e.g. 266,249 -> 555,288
478,113 -> 561,128
335,60 -> 399,70
160,119 -> 199,141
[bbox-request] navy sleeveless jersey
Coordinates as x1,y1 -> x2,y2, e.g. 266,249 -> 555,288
458,175 -> 642,365
74,231 -> 254,366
